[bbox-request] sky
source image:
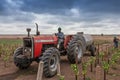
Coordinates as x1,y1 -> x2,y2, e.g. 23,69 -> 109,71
0,0 -> 120,34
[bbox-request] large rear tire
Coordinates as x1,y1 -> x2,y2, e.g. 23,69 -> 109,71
43,47 -> 60,77
67,34 -> 86,64
89,45 -> 96,56
13,47 -> 31,69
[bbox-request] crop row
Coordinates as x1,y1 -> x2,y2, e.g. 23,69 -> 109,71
0,39 -> 22,67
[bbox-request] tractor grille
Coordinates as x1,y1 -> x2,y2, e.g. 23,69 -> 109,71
23,38 -> 32,59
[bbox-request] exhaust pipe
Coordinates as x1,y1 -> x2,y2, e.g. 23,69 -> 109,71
35,23 -> 40,35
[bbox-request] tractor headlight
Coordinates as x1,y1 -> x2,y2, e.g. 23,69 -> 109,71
24,49 -> 27,52
24,48 -> 32,59
29,48 -> 31,52
24,48 -> 31,52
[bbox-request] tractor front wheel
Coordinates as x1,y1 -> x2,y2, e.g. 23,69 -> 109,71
13,47 -> 31,69
43,47 -> 60,77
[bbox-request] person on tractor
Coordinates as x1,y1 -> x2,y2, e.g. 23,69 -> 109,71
113,36 -> 119,48
55,27 -> 64,49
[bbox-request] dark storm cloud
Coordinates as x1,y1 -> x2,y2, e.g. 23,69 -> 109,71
20,0 -> 74,14
0,0 -> 120,16
19,0 -> 120,14
0,0 -> 7,15
0,0 -> 120,17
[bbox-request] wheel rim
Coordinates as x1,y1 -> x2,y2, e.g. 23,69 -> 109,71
49,55 -> 57,71
75,45 -> 82,60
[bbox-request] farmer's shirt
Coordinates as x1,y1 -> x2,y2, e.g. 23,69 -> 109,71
56,32 -> 64,39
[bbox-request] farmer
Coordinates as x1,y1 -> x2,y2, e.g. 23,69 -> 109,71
113,36 -> 119,48
55,27 -> 64,49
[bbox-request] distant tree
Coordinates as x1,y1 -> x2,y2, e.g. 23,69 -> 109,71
101,33 -> 104,36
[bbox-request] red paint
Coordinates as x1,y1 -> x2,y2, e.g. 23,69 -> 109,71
64,35 -> 73,49
33,37 -> 42,58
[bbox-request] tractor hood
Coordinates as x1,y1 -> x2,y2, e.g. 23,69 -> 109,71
32,35 -> 58,58
33,35 -> 58,43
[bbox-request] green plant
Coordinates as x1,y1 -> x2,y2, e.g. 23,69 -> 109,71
71,64 -> 79,80
102,61 -> 110,80
0,46 -> 3,57
88,57 -> 96,72
3,48 -> 10,67
110,52 -> 120,65
99,52 -> 104,61
102,61 -> 110,72
82,62 -> 89,80
71,64 -> 79,75
88,57 -> 96,64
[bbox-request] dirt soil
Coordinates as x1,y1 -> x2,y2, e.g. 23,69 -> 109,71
0,55 -> 120,80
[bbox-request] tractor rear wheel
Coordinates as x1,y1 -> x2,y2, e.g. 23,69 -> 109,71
43,47 -> 60,77
67,35 -> 85,64
89,45 -> 96,56
13,47 -> 31,69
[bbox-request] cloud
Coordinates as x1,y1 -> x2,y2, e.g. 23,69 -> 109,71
0,0 -> 120,34
0,0 -> 35,27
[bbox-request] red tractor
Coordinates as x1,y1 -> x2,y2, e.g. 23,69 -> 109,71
13,24 -> 96,77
